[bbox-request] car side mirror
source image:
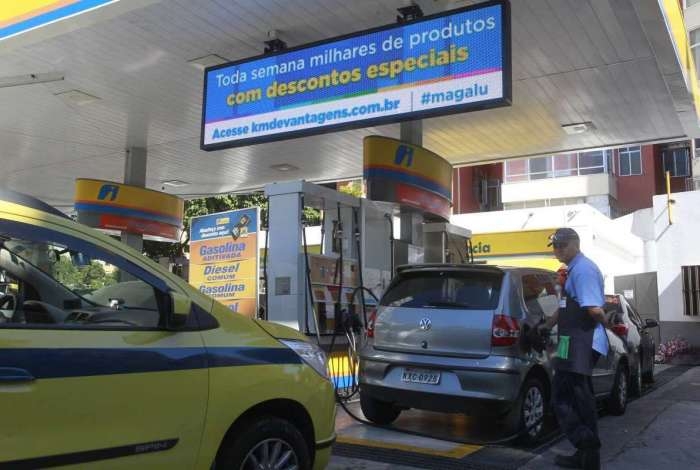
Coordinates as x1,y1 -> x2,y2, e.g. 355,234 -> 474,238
168,291 -> 191,329
644,318 -> 659,329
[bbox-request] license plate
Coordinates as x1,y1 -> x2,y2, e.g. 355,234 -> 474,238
401,368 -> 440,385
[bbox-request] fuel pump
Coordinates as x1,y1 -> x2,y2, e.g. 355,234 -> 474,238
264,180 -> 394,394
422,222 -> 472,264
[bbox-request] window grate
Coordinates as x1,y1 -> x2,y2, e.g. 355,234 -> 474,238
682,265 -> 700,316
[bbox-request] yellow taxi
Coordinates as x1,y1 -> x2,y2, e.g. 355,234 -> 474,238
0,189 -> 335,469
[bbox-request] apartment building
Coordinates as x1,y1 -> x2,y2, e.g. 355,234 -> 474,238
452,142 -> 696,218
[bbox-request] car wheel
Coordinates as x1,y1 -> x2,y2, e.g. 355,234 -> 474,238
508,378 -> 547,445
216,417 -> 311,470
607,363 -> 628,416
360,391 -> 401,425
630,358 -> 643,398
642,354 -> 655,383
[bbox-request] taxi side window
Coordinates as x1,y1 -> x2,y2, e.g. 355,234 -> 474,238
0,221 -> 169,330
522,273 -> 558,317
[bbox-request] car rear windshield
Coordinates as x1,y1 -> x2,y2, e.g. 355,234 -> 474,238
380,270 -> 503,310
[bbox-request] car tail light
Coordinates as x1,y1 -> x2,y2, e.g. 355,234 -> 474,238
611,324 -> 628,338
492,314 -> 520,346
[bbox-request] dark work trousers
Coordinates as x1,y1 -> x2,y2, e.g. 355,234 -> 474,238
552,352 -> 602,450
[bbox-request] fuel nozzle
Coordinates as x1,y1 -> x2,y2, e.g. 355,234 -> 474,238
336,307 -> 362,334
524,318 -> 550,354
332,220 -> 343,253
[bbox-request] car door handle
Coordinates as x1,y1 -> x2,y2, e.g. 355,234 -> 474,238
0,367 -> 35,383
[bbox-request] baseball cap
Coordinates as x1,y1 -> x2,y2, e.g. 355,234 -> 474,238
547,228 -> 579,247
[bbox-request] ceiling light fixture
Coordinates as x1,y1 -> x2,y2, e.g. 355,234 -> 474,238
53,89 -> 100,106
0,72 -> 64,89
561,122 -> 595,135
161,180 -> 190,187
270,163 -> 299,172
187,54 -> 230,70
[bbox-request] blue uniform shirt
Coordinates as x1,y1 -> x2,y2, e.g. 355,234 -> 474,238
565,253 -> 608,356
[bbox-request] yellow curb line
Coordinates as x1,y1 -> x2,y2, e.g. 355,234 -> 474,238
336,435 -> 482,459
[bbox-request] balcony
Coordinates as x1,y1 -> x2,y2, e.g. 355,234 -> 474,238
501,173 -> 615,204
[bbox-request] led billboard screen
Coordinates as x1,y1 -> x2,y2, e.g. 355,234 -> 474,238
201,1 -> 510,150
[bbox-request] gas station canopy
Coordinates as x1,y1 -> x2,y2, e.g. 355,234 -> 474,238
1,0 -> 698,209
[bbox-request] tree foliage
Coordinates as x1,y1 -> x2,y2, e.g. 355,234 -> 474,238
53,258 -> 81,288
53,259 -> 117,292
337,180 -> 363,198
81,261 -> 116,291
142,193 -> 321,261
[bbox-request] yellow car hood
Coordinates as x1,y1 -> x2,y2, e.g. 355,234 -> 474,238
253,319 -> 309,342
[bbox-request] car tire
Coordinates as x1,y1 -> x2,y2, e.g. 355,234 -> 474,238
216,416 -> 311,470
630,358 -> 643,398
360,391 -> 401,425
507,378 -> 547,445
607,363 -> 628,416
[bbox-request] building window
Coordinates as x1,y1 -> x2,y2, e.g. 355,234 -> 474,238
504,150 -> 613,183
553,154 -> 577,177
548,197 -> 585,206
662,148 -> 690,177
578,150 -> 610,175
691,28 -> 700,81
486,179 -> 502,211
529,156 -> 552,180
618,146 -> 642,176
682,266 -> 700,316
504,160 -> 528,182
503,197 -> 585,210
503,201 -> 526,210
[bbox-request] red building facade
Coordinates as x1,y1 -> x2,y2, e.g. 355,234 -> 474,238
452,162 -> 503,214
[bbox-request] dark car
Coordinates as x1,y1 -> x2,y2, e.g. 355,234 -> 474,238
604,294 -> 658,396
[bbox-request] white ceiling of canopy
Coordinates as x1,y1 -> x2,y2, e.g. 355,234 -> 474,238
0,0 -> 694,208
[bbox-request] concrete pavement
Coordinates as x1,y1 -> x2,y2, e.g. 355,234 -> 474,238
328,365 -> 700,469
523,365 -> 700,470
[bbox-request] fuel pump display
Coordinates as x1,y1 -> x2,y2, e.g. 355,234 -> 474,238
307,254 -> 360,333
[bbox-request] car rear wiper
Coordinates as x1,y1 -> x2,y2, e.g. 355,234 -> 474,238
425,301 -> 471,308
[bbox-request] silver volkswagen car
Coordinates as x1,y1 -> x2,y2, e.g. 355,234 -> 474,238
359,264 -> 630,442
